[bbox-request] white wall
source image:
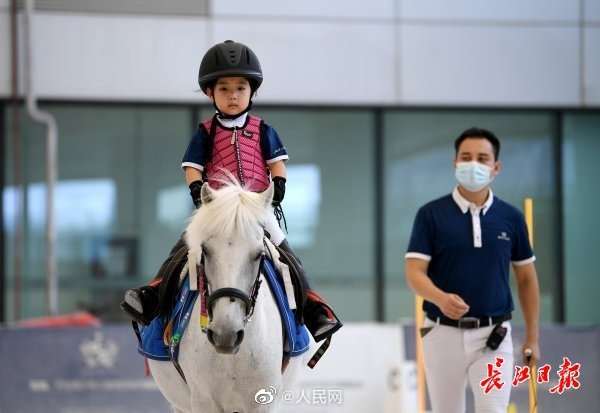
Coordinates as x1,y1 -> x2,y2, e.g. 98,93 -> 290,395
399,25 -> 580,106
0,0 -> 598,106
285,323 -> 407,413
24,13 -> 211,102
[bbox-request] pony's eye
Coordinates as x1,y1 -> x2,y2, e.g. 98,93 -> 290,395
254,252 -> 264,261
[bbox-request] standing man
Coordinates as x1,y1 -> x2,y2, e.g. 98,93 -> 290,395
405,128 -> 540,413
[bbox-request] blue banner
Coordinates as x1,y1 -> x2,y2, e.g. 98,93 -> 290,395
0,325 -> 170,413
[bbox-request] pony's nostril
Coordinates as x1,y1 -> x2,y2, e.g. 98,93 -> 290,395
207,329 -> 216,345
234,330 -> 244,347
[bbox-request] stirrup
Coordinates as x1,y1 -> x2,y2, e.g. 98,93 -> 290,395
311,315 -> 343,343
120,287 -> 158,326
304,290 -> 343,342
120,300 -> 153,326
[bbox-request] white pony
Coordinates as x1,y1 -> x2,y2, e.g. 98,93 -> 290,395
148,181 -> 307,413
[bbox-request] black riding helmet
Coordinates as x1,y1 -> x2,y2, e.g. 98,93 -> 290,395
198,40 -> 263,94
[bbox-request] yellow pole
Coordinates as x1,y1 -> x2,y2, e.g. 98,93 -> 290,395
523,198 -> 537,413
416,295 -> 426,413
524,198 -> 534,246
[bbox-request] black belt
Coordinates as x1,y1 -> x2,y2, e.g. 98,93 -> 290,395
426,313 -> 512,329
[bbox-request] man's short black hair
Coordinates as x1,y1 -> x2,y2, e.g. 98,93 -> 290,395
454,127 -> 501,160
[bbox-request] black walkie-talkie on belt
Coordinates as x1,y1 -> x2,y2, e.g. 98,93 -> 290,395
486,323 -> 508,350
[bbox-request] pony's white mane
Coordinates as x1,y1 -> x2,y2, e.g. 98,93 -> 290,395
185,179 -> 269,250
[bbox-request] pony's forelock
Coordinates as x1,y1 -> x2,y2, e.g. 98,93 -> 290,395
185,180 -> 268,250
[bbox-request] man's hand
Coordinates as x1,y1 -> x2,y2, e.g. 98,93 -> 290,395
405,259 -> 469,320
522,340 -> 540,365
437,293 -> 470,320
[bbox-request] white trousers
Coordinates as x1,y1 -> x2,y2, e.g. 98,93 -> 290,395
264,210 -> 285,246
422,318 -> 514,413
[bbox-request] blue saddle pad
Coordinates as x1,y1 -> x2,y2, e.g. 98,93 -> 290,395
137,277 -> 197,361
262,258 -> 310,356
137,258 -> 309,360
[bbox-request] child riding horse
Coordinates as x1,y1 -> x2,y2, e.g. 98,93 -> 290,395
121,40 -> 342,344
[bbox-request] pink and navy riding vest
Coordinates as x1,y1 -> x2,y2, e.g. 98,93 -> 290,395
202,115 -> 270,192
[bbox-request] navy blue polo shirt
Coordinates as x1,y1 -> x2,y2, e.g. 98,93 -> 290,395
406,188 -> 535,319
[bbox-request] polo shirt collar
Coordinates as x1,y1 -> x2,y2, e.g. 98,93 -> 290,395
216,112 -> 248,129
452,186 -> 494,215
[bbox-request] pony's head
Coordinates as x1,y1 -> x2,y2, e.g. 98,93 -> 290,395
185,179 -> 274,354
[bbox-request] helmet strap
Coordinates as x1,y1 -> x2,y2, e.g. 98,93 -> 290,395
212,100 -> 253,120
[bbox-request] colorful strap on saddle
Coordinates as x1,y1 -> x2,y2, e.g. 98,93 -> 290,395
168,278 -> 198,383
199,266 -> 209,331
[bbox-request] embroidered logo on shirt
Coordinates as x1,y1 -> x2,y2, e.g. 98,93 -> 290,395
242,130 -> 253,138
497,232 -> 511,241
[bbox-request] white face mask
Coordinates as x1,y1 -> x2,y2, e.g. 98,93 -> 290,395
455,161 -> 494,192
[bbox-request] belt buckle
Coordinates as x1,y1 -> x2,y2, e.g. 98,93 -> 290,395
457,317 -> 480,329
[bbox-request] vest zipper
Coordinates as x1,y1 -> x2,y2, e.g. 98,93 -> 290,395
231,127 -> 246,186
230,127 -> 237,145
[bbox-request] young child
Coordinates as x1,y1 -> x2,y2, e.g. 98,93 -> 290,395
121,40 -> 342,342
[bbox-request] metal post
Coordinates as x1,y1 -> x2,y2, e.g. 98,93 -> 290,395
10,0 -> 23,322
23,0 -> 59,316
0,105 -> 5,323
374,109 -> 385,322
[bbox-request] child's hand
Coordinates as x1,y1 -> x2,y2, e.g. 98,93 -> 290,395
189,180 -> 203,208
272,176 -> 286,206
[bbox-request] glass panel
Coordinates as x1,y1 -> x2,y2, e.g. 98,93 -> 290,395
3,104 -> 192,321
562,113 -> 600,325
252,108 -> 376,321
383,111 -> 559,323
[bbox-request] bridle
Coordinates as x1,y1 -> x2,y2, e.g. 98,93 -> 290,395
168,237 -> 269,384
200,238 -> 269,326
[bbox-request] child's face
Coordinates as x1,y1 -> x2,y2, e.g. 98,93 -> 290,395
207,77 -> 252,116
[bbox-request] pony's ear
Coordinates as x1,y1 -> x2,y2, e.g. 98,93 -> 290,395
262,182 -> 274,207
201,182 -> 214,204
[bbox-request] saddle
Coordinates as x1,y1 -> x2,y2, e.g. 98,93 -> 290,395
266,238 -> 308,322
134,259 -> 311,380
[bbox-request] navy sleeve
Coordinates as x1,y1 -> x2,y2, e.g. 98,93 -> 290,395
260,122 -> 289,163
406,206 -> 435,259
181,126 -> 210,170
511,212 -> 535,262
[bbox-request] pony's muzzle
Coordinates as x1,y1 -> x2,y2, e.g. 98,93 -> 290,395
207,328 -> 245,353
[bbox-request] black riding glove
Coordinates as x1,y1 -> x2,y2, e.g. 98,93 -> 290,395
189,180 -> 203,208
272,176 -> 286,206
